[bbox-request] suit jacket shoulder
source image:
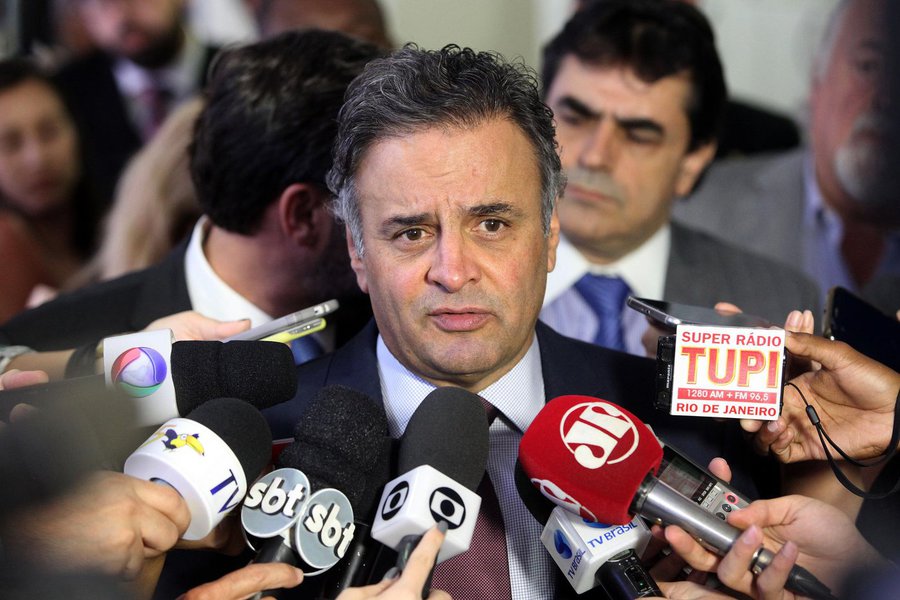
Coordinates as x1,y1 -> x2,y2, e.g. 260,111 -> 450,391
0,244 -> 191,350
665,221 -> 821,323
673,149 -> 806,264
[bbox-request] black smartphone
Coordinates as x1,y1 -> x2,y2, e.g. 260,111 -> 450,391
824,287 -> 900,372
626,297 -> 772,330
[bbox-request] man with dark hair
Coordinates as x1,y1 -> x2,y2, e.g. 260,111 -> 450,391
266,42 -> 775,600
54,0 -> 217,205
0,30 -> 377,368
539,0 -> 819,355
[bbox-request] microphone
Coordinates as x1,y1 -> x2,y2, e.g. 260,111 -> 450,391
124,396 -> 272,540
241,385 -> 390,597
519,395 -> 838,600
514,462 -> 661,597
0,340 -> 296,425
371,387 -> 489,565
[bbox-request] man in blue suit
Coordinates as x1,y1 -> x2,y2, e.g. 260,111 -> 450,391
265,42 -> 774,600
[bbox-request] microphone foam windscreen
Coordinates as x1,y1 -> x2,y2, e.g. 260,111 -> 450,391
279,385 -> 390,514
172,341 -> 297,414
519,395 -> 663,525
218,340 -> 297,408
172,341 -> 222,414
186,397 -> 272,484
399,386 -> 489,491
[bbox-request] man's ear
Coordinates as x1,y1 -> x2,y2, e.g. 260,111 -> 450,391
346,225 -> 369,293
674,140 -> 716,197
547,203 -> 561,273
277,183 -> 329,247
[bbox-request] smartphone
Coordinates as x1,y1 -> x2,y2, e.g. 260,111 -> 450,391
824,287 -> 900,372
626,297 -> 772,330
657,443 -> 749,521
224,299 -> 339,342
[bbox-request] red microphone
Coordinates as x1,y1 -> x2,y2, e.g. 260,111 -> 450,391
518,395 -> 663,525
519,395 -> 837,600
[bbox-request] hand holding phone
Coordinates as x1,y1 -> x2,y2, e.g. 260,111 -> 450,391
224,300 -> 338,342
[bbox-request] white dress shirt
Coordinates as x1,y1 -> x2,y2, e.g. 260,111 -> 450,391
376,334 -> 556,600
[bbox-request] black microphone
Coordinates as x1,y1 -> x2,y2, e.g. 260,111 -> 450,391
514,462 -> 662,598
241,385 -> 390,598
124,396 -> 272,540
0,340 -> 296,424
371,387 -> 489,578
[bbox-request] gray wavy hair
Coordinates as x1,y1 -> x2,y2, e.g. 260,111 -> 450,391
327,44 -> 566,256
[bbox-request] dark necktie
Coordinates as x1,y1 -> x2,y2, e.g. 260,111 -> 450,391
430,398 -> 512,599
290,335 -> 323,365
574,273 -> 632,351
140,80 -> 172,140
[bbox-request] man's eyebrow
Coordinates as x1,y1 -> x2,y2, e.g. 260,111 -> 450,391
468,202 -> 522,219
613,116 -> 665,136
555,95 -> 600,120
378,212 -> 430,236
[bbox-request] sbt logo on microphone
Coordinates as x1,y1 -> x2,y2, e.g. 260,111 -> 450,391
561,401 -> 640,470
242,468 -> 311,538
292,488 -> 356,573
372,464 -> 481,563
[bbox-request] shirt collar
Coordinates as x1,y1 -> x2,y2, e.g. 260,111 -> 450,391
802,152 -> 844,242
376,332 -> 546,438
544,225 -> 670,305
184,217 -> 272,327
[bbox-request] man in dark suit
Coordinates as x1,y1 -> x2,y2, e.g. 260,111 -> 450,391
265,42 -> 775,600
0,31 -> 379,372
54,0 -> 217,205
538,1 -> 820,356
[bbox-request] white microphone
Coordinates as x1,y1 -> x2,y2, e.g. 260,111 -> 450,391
541,507 -> 653,595
372,387 -> 489,564
125,397 -> 272,540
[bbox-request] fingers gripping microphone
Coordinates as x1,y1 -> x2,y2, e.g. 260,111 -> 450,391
514,463 -> 660,598
519,395 -> 838,600
372,387 -> 489,564
124,397 -> 272,539
0,340 -> 296,425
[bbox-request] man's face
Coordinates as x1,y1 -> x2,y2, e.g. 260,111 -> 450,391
545,58 -> 714,263
810,0 -> 895,221
258,0 -> 390,48
349,118 -> 559,391
0,80 -> 80,217
77,0 -> 185,67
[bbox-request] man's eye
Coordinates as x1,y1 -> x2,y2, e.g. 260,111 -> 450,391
481,219 -> 505,233
400,228 -> 424,241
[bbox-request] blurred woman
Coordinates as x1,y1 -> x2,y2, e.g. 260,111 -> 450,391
0,58 -> 98,322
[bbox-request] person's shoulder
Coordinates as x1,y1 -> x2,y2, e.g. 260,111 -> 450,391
53,51 -> 113,86
673,223 -> 819,295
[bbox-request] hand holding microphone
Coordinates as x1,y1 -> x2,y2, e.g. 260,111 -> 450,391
519,394 -> 839,600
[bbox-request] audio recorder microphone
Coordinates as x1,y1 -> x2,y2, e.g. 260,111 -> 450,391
518,394 -> 838,600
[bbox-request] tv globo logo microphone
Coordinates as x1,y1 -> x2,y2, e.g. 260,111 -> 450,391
373,464 -> 481,563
